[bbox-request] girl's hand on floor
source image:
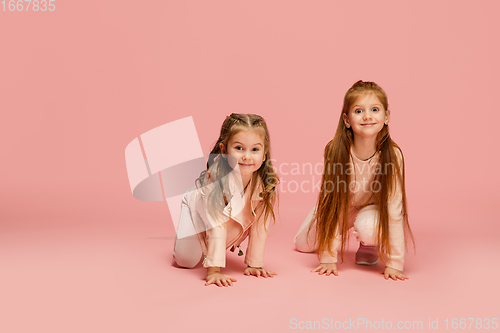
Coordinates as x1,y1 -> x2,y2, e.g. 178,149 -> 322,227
311,263 -> 338,276
382,267 -> 408,281
205,272 -> 237,287
244,266 -> 277,278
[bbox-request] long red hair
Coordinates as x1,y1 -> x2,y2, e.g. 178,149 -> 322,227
309,80 -> 414,264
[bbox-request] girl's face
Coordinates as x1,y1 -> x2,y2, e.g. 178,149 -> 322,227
222,129 -> 266,179
343,92 -> 390,139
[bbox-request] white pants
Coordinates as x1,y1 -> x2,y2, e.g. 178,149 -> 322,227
294,204 -> 379,252
172,192 -> 203,268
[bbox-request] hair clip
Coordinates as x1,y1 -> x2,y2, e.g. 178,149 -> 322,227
226,114 -> 231,118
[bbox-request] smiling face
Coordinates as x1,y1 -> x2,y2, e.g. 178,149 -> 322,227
221,128 -> 266,182
343,92 -> 390,140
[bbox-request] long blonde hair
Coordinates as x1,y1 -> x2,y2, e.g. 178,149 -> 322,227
310,80 -> 414,264
196,113 -> 279,227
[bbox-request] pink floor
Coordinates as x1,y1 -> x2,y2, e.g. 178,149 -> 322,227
2,196 -> 499,333
2,1 -> 500,332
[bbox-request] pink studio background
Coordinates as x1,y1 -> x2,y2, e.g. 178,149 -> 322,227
1,1 -> 499,332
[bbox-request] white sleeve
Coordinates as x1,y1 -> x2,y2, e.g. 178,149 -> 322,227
385,149 -> 405,271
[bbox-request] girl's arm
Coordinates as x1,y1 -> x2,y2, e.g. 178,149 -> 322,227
385,205 -> 406,280
386,193 -> 404,271
384,148 -> 407,280
204,223 -> 239,287
315,207 -> 343,275
295,207 -> 339,276
318,230 -> 342,264
203,223 -> 227,268
313,228 -> 342,276
243,207 -> 277,278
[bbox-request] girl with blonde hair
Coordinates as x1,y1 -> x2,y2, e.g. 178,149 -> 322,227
174,113 -> 279,287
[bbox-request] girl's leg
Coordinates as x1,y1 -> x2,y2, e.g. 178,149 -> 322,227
294,207 -> 318,253
173,192 -> 203,268
352,204 -> 378,245
353,205 -> 379,265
